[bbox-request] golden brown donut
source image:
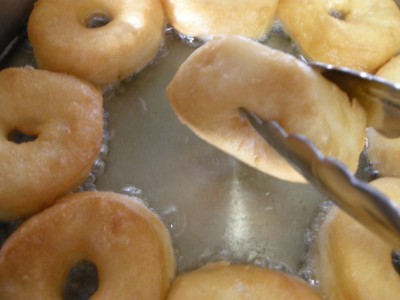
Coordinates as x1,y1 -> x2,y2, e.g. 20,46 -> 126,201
366,54 -> 400,177
167,36 -> 367,183
166,261 -> 322,299
161,0 -> 279,40
313,177 -> 400,299
0,191 -> 176,299
28,0 -> 165,86
0,67 -> 103,221
278,0 -> 400,72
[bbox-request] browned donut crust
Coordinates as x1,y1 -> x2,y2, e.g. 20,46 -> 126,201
0,191 -> 176,299
0,68 -> 103,220
161,0 -> 279,40
28,0 -> 165,86
278,0 -> 400,72
167,261 -> 322,299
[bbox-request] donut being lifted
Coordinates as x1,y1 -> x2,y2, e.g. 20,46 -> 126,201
0,68 -> 103,221
28,0 -> 165,86
278,0 -> 400,72
0,191 -> 176,299
167,36 -> 367,183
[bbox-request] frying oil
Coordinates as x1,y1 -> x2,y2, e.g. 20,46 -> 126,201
299,201 -> 333,289
77,112 -> 112,192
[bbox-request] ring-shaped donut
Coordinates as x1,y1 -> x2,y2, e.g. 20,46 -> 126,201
161,0 -> 279,40
278,0 -> 400,72
167,36 -> 367,183
0,67 -> 103,220
0,191 -> 176,299
28,0 -> 165,86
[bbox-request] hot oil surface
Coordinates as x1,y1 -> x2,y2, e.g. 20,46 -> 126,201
95,31 -> 326,273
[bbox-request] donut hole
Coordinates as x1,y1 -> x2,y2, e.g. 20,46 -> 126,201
85,12 -> 112,28
63,260 -> 99,300
391,251 -> 400,276
328,9 -> 347,20
0,221 -> 22,248
7,129 -> 38,144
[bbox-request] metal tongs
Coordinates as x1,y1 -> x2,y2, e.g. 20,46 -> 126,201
241,62 -> 400,250
310,62 -> 400,138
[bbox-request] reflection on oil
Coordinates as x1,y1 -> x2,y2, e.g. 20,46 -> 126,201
161,204 -> 187,239
225,174 -> 253,250
221,163 -> 292,272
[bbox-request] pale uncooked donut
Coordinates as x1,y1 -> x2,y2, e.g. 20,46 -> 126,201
28,0 -> 165,86
167,36 -> 367,183
166,261 -> 322,299
0,191 -> 176,299
0,67 -> 103,221
367,54 -> 400,177
314,177 -> 400,299
161,0 -> 279,40
278,0 -> 400,72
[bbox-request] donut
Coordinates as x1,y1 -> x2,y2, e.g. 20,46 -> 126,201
167,36 -> 367,183
366,54 -> 400,177
278,0 -> 400,72
313,177 -> 400,299
376,54 -> 400,83
0,67 -> 103,221
166,261 -> 322,299
28,0 -> 165,86
0,191 -> 176,299
161,0 -> 279,41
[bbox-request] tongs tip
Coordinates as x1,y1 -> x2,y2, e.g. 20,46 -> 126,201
241,107 -> 400,250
